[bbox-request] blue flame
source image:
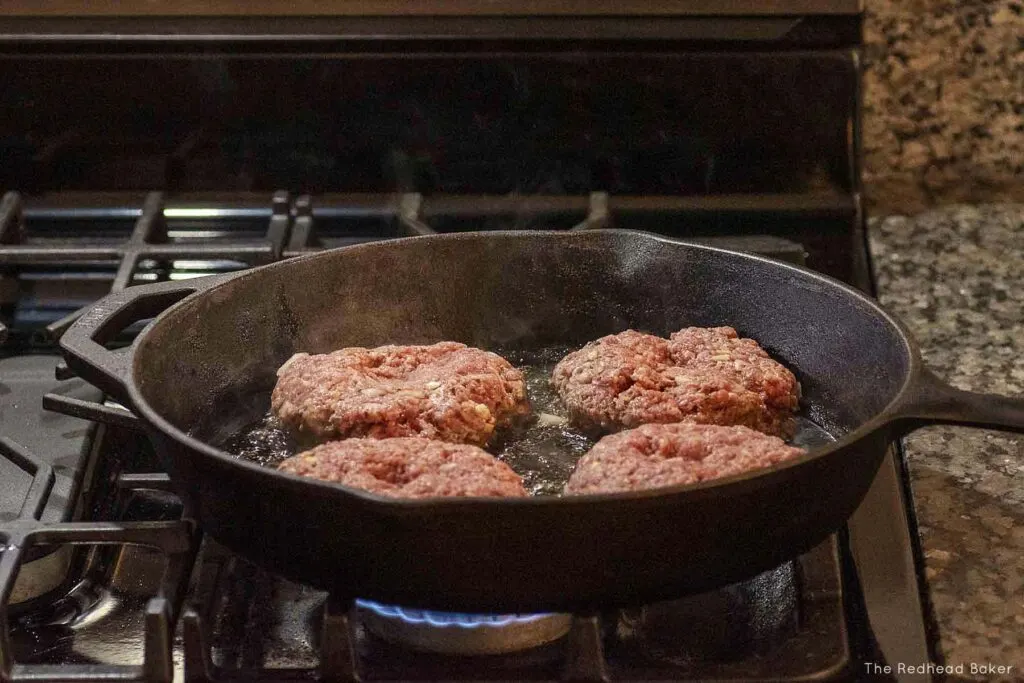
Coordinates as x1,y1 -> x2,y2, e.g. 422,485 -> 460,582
355,599 -> 555,629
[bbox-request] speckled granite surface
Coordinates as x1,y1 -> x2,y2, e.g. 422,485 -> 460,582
864,0 -> 1024,213
870,204 -> 1024,677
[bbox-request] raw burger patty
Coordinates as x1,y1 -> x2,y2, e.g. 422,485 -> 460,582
552,327 -> 799,437
272,342 -> 529,446
278,437 -> 528,498
564,422 -> 805,495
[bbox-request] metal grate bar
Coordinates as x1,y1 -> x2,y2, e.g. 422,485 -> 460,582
0,192 -> 24,245
320,596 -> 361,682
0,190 -> 24,345
0,241 -> 282,265
116,473 -> 175,491
7,664 -> 147,681
131,193 -> 166,240
266,191 -> 291,260
0,520 -> 191,553
561,614 -> 609,682
145,507 -> 202,683
181,609 -> 214,683
18,466 -> 54,523
0,536 -> 25,679
112,192 -> 168,292
397,192 -> 434,237
53,360 -> 76,381
0,246 -> 133,263
155,531 -> 201,623
574,192 -> 609,230
284,194 -> 315,255
42,393 -> 143,431
143,597 -> 175,683
0,437 -> 56,522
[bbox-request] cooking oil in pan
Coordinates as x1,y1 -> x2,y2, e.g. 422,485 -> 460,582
790,415 -> 836,449
216,346 -> 834,495
491,347 -> 597,495
218,411 -> 298,469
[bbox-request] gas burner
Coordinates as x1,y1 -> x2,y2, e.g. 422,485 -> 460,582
356,600 -> 572,655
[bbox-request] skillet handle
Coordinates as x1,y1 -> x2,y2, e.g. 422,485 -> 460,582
59,275 -> 234,408
890,368 -> 1024,436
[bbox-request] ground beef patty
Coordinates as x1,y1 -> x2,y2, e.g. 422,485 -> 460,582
564,422 -> 805,494
551,327 -> 799,437
278,437 -> 527,498
272,342 -> 529,446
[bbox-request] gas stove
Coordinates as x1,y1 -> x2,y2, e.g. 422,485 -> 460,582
0,191 -> 929,682
0,3 -> 933,680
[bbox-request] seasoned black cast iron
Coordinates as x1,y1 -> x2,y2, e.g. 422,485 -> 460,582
59,230 -> 1024,612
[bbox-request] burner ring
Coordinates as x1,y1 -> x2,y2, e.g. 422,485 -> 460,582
356,600 -> 572,655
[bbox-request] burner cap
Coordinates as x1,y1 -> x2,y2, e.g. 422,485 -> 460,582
356,600 -> 571,655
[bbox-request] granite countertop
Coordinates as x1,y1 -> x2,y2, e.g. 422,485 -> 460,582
863,0 -> 1024,213
869,204 -> 1024,679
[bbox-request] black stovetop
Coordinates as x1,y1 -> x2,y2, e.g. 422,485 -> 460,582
0,191 -> 931,682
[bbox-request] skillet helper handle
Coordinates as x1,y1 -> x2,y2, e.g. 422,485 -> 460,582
892,368 -> 1024,435
59,276 -> 230,408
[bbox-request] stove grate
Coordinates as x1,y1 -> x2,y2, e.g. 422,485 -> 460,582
0,190 -> 836,350
0,437 -> 199,683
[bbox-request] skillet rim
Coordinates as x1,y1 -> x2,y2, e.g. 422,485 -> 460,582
126,228 -> 921,509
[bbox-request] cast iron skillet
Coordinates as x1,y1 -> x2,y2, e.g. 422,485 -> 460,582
59,230 -> 1024,612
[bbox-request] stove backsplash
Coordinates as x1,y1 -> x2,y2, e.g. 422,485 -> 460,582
0,52 -> 857,197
